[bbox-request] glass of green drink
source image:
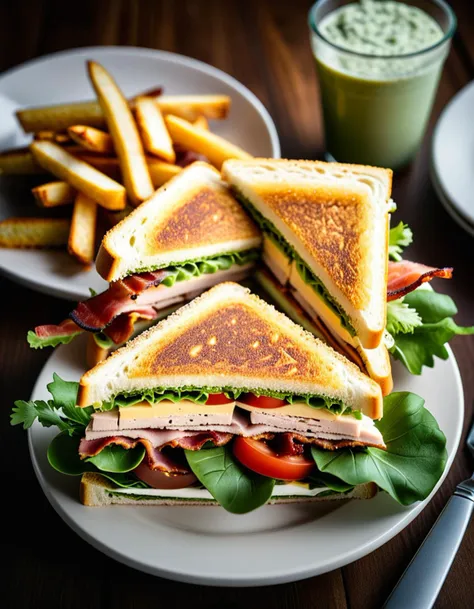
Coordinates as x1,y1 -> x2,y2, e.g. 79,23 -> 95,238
309,0 -> 456,170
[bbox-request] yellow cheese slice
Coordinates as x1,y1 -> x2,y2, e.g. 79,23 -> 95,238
262,236 -> 292,284
119,399 -> 236,420
289,262 -> 356,346
236,401 -> 341,421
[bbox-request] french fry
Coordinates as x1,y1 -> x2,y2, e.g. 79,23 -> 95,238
193,115 -> 209,130
68,125 -> 114,154
74,154 -> 122,181
88,61 -> 154,207
32,181 -> 76,207
135,96 -> 176,163
0,218 -> 70,248
16,95 -> 231,133
147,160 -> 182,187
68,192 -> 98,265
0,148 -> 45,174
30,141 -> 126,210
34,130 -> 71,144
165,115 -> 253,169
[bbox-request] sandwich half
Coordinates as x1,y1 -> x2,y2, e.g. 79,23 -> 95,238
12,282 -> 447,512
27,161 -> 261,363
222,158 -> 394,394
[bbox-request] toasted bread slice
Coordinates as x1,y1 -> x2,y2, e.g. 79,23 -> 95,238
222,159 -> 392,349
96,161 -> 261,282
78,282 -> 382,418
80,471 -> 377,506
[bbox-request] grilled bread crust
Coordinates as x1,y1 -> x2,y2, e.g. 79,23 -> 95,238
96,161 -> 261,282
221,159 -> 392,349
80,472 -> 377,506
78,282 -> 382,418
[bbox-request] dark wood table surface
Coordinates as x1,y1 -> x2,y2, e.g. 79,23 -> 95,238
2,1 -> 474,607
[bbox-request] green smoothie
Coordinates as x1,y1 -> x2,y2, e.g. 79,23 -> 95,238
310,0 -> 454,169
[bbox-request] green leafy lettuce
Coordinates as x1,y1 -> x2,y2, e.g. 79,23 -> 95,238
232,189 -> 355,335
185,445 -> 275,514
388,222 -> 413,261
27,329 -> 83,350
311,391 -> 447,505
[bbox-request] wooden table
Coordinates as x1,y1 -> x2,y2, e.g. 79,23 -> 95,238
3,1 -> 474,607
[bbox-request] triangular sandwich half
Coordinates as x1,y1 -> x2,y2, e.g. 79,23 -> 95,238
28,162 -> 261,363
222,158 -> 393,394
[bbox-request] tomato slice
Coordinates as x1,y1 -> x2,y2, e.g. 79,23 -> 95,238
206,393 -> 234,405
133,461 -> 197,489
238,393 -> 287,409
233,437 -> 314,480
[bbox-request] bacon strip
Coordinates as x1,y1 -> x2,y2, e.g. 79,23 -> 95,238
387,261 -> 453,302
79,430 -> 233,473
253,432 -> 385,451
103,307 -> 157,344
34,318 -> 82,339
70,270 -> 169,331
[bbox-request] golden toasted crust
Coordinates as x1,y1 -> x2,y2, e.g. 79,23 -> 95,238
96,161 -> 260,281
78,282 -> 382,418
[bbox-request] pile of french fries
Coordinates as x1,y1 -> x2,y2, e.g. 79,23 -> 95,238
0,60 -> 253,267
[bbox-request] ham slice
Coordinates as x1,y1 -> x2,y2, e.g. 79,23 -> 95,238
387,261 -> 453,302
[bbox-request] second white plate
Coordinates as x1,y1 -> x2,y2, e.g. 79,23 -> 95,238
0,46 -> 280,300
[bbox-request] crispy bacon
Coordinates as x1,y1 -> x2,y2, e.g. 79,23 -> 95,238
252,432 -> 385,451
387,261 -> 453,302
34,318 -> 82,338
70,270 -> 169,332
103,307 -> 157,344
78,430 -> 233,473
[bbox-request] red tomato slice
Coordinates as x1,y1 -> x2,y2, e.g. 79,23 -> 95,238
206,393 -> 234,405
238,393 -> 287,409
233,437 -> 314,480
133,461 -> 197,489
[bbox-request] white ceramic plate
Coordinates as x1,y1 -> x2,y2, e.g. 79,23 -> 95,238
431,79 -> 474,231
0,46 -> 280,300
27,336 -> 463,586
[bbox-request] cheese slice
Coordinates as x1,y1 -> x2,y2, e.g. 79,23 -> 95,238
236,400 -> 341,421
289,263 -> 356,347
119,399 -> 235,420
262,236 -> 292,284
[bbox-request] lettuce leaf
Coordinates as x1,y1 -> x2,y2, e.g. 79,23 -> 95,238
27,329 -> 82,349
389,222 -> 413,261
386,299 -> 422,335
389,289 -> 474,374
311,391 -> 447,505
185,445 -> 275,514
136,249 -> 260,279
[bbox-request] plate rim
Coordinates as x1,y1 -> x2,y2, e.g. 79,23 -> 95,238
0,45 -> 281,301
26,340 -> 464,586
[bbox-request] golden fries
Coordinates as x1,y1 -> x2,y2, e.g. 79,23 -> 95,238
68,192 -> 98,265
135,96 -> 175,163
165,115 -> 252,169
88,61 -> 154,207
147,160 -> 182,187
32,181 -> 76,207
193,115 -> 209,130
68,125 -> 114,154
0,149 -> 45,174
34,130 -> 71,144
30,141 -> 126,210
16,95 -> 231,133
0,218 -> 70,248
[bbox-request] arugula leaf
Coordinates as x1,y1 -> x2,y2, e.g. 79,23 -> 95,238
11,400 -> 71,432
308,471 -> 354,493
386,299 -> 422,335
389,222 -> 413,261
27,330 -> 82,349
185,445 -> 275,514
389,290 -> 474,374
11,374 -> 91,435
48,432 -> 97,474
86,444 -> 146,472
311,392 -> 447,505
